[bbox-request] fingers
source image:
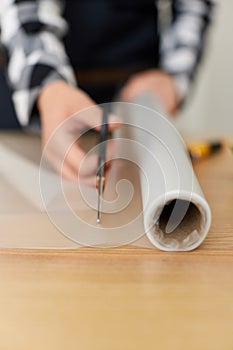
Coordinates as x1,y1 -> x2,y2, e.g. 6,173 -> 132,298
48,137 -> 117,187
71,106 -> 122,132
79,138 -> 117,179
121,75 -> 150,102
120,70 -> 179,115
64,142 -> 86,178
60,149 -> 97,185
121,83 -> 140,101
40,84 -> 123,185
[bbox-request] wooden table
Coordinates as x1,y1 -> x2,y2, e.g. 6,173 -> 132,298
0,135 -> 233,350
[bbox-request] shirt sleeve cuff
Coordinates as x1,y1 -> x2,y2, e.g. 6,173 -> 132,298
171,74 -> 191,103
12,64 -> 77,127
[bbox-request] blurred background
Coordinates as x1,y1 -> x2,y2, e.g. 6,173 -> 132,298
174,0 -> 233,137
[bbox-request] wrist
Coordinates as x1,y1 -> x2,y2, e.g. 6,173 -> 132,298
37,79 -> 68,114
171,74 -> 190,103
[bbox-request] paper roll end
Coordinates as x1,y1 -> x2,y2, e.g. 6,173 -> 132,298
146,198 -> 211,251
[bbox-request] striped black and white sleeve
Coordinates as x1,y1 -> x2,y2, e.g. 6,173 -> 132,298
159,0 -> 216,102
0,0 -> 76,126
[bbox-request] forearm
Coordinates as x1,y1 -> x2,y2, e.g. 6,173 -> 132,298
159,0 -> 216,101
0,0 -> 76,126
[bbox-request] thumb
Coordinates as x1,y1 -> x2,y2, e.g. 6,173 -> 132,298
100,113 -> 122,131
72,104 -> 122,131
89,111 -> 122,132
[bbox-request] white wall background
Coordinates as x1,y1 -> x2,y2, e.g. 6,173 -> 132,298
174,0 -> 233,137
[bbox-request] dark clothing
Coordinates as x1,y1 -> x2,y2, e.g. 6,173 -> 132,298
0,0 -> 215,127
0,67 -> 19,129
64,0 -> 159,70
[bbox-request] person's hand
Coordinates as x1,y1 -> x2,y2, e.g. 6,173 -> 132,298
120,69 -> 179,115
37,80 -> 121,185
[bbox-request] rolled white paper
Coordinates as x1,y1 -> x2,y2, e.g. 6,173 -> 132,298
114,94 -> 212,251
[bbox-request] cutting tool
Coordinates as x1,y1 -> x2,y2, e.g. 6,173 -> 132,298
96,108 -> 108,224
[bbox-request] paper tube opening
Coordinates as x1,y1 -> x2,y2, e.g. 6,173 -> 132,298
150,199 -> 208,251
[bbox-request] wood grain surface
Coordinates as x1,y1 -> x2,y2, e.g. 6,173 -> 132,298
0,138 -> 232,350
